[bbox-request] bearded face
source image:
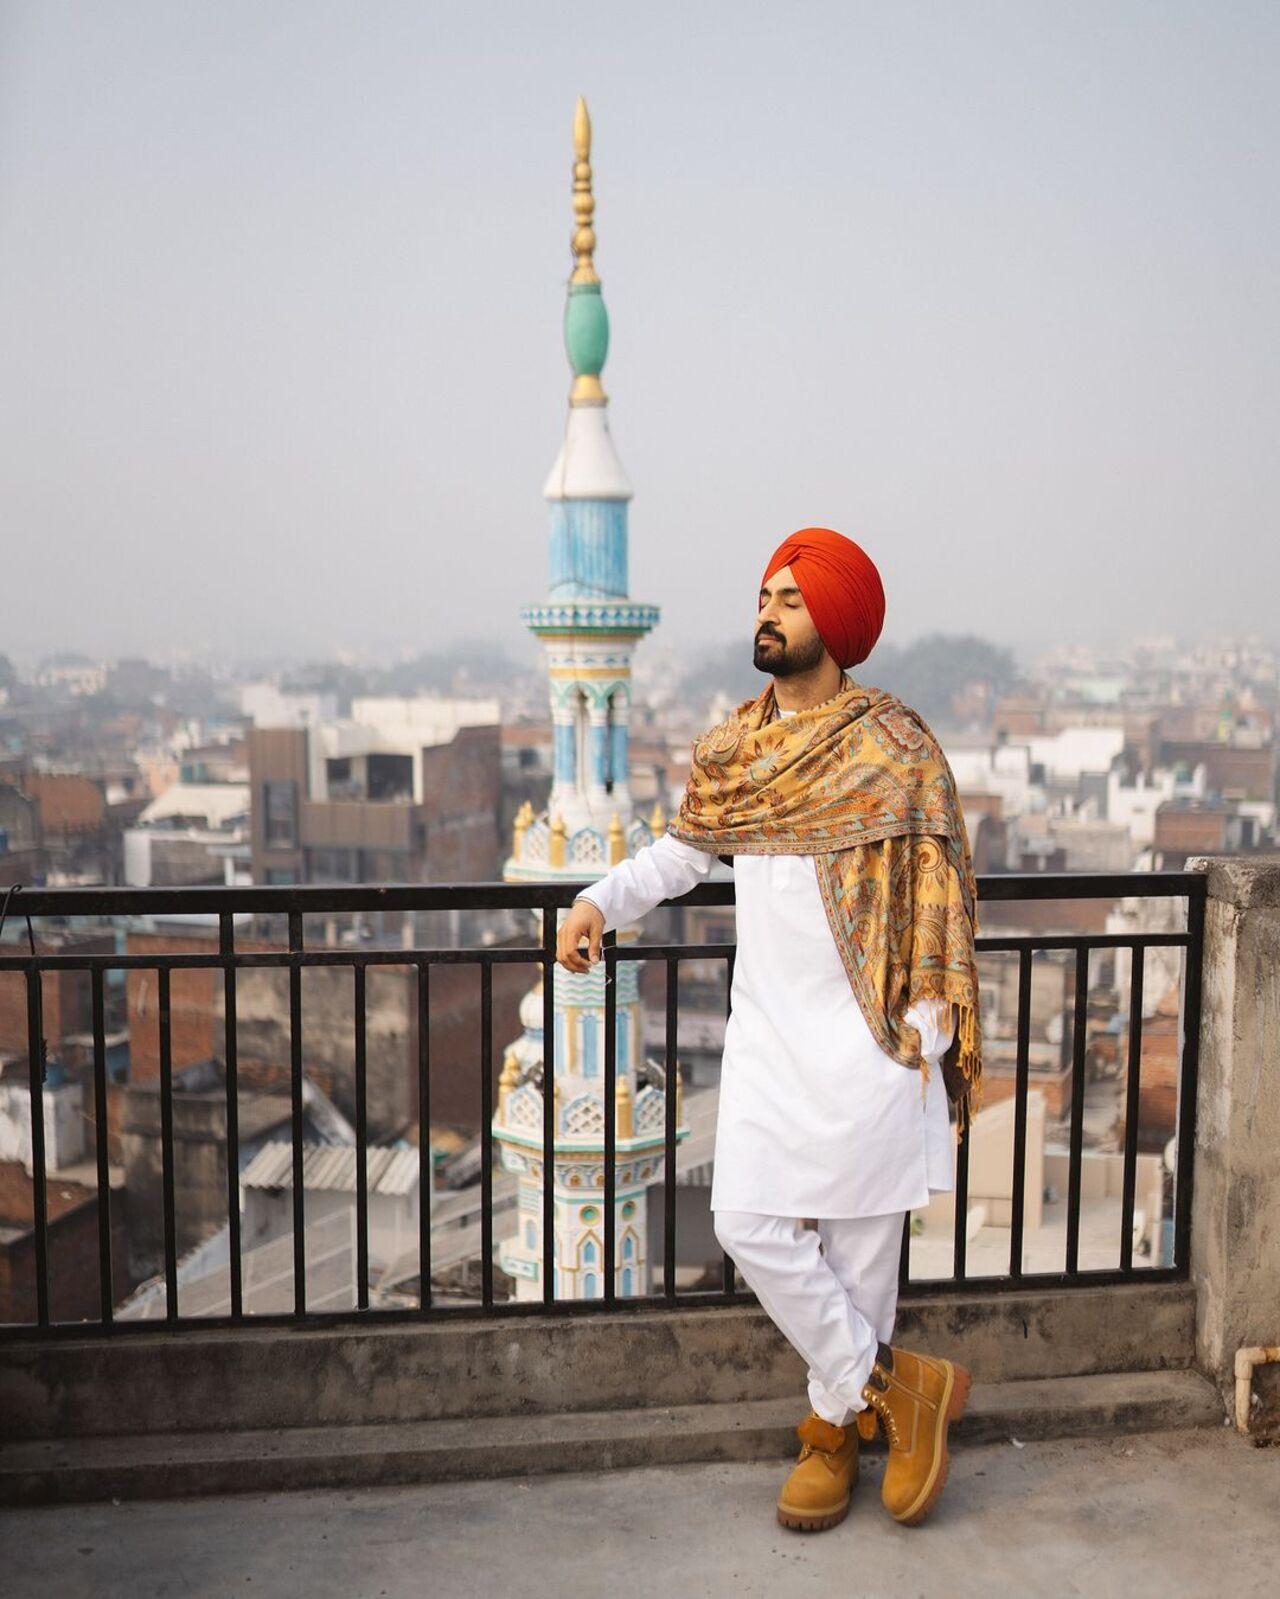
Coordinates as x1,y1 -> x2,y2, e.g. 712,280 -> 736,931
754,561 -> 829,677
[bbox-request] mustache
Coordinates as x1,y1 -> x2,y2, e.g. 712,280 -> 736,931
756,630 -> 783,643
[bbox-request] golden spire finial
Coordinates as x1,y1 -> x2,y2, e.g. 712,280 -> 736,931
571,96 -> 599,287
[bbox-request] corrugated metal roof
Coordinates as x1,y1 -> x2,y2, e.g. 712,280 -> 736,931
241,1142 -> 420,1197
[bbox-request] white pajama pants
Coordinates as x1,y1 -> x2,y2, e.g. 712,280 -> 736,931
713,1207 -> 906,1425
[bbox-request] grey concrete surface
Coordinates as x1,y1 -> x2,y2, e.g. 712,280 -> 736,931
0,1368 -> 1224,1505
2,1426 -> 1274,1599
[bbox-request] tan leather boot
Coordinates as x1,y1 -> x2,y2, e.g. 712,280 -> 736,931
858,1346 -> 971,1526
775,1410 -> 860,1532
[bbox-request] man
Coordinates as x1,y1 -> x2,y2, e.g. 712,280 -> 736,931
556,525 -> 984,1533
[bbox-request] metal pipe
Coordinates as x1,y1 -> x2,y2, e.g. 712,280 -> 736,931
1234,1344 -> 1280,1435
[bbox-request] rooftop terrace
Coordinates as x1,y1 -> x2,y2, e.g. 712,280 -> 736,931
0,855 -> 1277,1596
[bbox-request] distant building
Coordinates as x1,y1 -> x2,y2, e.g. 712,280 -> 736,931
123,780 -> 251,887
240,1141 -> 428,1281
118,1056 -> 354,1280
0,768 -> 148,885
247,694 -> 502,891
239,684 -> 338,730
0,1158 -> 129,1323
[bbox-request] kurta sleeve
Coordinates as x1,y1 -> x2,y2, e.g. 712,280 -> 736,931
902,997 -> 957,1064
573,832 -> 717,935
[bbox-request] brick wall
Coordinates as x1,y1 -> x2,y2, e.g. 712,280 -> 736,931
0,934 -> 113,1057
420,724 -> 503,882
0,1162 -> 130,1323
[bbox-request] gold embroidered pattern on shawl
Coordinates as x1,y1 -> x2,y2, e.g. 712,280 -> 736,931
666,672 -> 984,1142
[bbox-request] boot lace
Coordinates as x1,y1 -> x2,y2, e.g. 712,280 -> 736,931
796,1414 -> 847,1462
862,1385 -> 901,1448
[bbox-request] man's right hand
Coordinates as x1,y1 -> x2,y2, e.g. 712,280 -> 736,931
556,899 -> 605,973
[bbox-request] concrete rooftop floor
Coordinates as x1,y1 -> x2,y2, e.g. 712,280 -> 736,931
5,1426 -> 1275,1599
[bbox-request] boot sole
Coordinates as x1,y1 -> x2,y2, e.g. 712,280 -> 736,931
776,1494 -> 852,1533
892,1360 -> 972,1527
776,1458 -> 859,1532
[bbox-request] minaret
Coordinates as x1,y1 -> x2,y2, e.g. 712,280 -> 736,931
496,99 -> 684,1303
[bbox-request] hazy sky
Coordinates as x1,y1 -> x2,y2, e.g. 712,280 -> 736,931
1,2 -> 1276,667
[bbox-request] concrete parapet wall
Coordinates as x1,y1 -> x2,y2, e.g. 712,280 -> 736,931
1187,854 -> 1280,1422
0,1280 -> 1196,1443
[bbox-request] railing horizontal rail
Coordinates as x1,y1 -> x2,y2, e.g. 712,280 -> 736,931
0,929 -> 1195,975
0,1264 -> 1193,1343
0,868 -> 1205,920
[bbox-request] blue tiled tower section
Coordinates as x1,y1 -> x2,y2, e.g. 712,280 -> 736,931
548,500 -> 628,600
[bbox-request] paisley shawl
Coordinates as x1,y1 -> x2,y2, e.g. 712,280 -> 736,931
667,670 -> 984,1142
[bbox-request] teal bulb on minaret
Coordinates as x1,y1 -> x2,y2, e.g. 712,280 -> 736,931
565,283 -> 609,385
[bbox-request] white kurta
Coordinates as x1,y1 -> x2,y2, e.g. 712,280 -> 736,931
576,770 -> 957,1219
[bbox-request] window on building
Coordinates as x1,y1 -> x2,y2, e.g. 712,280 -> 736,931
306,848 -> 358,883
262,780 -> 298,847
360,850 -> 410,883
325,757 -> 361,800
366,754 -> 414,802
573,688 -> 588,791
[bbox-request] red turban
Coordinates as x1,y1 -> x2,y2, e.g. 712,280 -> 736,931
760,527 -> 885,669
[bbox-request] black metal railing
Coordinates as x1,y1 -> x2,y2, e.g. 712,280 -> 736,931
0,870 -> 1205,1340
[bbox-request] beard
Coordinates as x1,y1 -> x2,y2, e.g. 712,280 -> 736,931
752,629 -> 827,676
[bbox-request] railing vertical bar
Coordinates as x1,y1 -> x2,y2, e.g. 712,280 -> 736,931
90,967 -> 113,1324
952,1085 -> 971,1283
602,930 -> 617,1308
663,954 -> 679,1304
1119,942 -> 1146,1274
1065,945 -> 1090,1276
158,967 -> 178,1321
1008,948 -> 1033,1280
417,961 -> 432,1311
1172,882 -> 1205,1272
25,967 -> 50,1328
479,958 -> 494,1309
541,906 -> 557,1307
288,912 -> 306,1316
219,914 -> 243,1321
721,946 -> 736,1295
354,963 -> 369,1311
